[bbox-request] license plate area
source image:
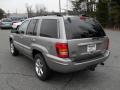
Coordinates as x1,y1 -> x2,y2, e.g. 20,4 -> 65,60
87,44 -> 96,53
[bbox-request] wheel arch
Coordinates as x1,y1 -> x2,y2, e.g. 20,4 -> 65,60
9,38 -> 13,42
9,35 -> 14,42
32,49 -> 45,59
31,44 -> 48,59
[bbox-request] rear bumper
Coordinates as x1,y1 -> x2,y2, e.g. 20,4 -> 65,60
0,25 -> 12,28
45,50 -> 110,73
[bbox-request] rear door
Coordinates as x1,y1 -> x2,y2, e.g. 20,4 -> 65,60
22,19 -> 39,56
64,17 -> 109,61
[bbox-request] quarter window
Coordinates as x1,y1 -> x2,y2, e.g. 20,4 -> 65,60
40,19 -> 58,38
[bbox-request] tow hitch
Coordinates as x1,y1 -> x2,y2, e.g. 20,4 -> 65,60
88,64 -> 97,71
100,62 -> 104,66
88,63 -> 105,71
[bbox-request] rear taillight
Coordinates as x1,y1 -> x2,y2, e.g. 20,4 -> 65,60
80,16 -> 87,21
56,43 -> 69,58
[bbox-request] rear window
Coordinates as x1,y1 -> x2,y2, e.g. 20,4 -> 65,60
2,19 -> 12,22
64,17 -> 106,39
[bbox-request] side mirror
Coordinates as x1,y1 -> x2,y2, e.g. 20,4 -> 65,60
11,29 -> 19,34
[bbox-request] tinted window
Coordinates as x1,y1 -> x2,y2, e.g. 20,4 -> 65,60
26,19 -> 38,35
40,19 -> 58,38
64,17 -> 106,39
19,20 -> 29,34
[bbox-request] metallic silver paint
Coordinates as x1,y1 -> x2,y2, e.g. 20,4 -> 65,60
9,16 -> 110,73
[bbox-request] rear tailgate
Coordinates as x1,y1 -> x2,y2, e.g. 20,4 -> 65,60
64,16 -> 109,61
67,37 -> 109,61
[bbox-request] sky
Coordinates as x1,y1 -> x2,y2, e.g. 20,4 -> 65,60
0,0 -> 72,13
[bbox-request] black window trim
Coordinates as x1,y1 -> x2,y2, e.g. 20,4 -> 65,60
33,19 -> 39,36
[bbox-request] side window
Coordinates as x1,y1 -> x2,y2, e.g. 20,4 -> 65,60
40,19 -> 58,38
18,20 -> 29,34
26,19 -> 38,35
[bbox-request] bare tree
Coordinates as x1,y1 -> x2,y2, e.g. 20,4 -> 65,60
35,4 -> 47,16
25,3 -> 34,18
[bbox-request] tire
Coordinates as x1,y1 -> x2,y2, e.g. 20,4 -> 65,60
16,25 -> 20,29
0,27 -> 3,30
34,54 -> 51,81
10,41 -> 19,56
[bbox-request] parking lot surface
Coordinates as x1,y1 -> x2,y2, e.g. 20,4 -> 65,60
0,29 -> 120,90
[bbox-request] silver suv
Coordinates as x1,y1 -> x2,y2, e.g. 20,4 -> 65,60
9,16 -> 110,80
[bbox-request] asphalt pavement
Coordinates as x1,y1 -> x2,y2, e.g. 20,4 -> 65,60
0,29 -> 120,90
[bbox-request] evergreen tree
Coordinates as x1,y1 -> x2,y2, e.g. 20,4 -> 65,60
96,0 -> 109,27
110,0 -> 120,26
71,0 -> 83,15
0,8 -> 5,19
71,0 -> 119,27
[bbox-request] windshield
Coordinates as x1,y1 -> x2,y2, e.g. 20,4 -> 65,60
64,17 -> 106,39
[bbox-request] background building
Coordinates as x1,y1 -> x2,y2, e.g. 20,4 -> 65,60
80,0 -> 99,14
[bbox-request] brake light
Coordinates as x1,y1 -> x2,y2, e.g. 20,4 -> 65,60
80,16 -> 86,20
56,43 -> 69,58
